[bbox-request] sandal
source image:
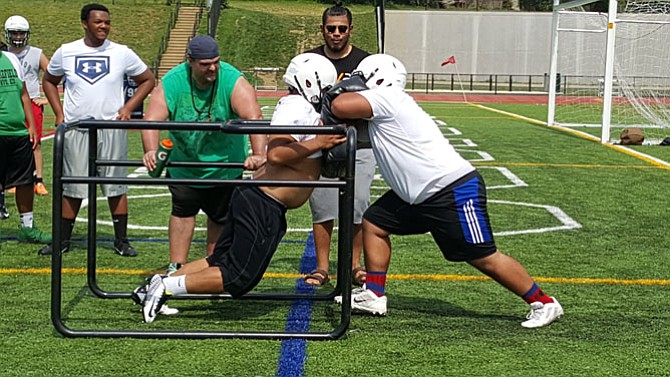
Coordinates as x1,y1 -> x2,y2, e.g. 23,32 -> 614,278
304,269 -> 330,287
352,267 -> 367,287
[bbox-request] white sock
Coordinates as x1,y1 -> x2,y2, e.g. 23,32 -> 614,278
19,212 -> 34,228
163,275 -> 188,296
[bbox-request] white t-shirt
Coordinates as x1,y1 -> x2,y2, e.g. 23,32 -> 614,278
359,87 -> 475,204
11,46 -> 41,98
270,95 -> 322,159
47,39 -> 147,122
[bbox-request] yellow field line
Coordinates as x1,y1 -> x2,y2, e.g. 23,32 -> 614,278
3,268 -> 668,286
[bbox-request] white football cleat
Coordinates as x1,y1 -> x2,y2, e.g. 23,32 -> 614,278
334,286 -> 367,305
132,279 -> 179,315
142,274 -> 171,323
334,287 -> 388,316
351,289 -> 387,316
521,297 -> 563,328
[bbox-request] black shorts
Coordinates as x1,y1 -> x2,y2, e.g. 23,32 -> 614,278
206,186 -> 287,297
0,135 -> 35,189
363,171 -> 497,262
168,180 -> 239,223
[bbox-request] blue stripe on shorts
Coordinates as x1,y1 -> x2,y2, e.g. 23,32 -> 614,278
453,176 -> 492,244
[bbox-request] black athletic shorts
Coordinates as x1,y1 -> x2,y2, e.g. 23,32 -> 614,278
206,186 -> 287,298
0,135 -> 35,189
168,178 -> 240,223
363,171 -> 497,262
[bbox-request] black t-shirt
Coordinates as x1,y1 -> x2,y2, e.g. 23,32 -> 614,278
307,45 -> 369,78
307,45 -> 372,148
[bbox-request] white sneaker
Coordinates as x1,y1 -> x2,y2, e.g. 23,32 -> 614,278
351,289 -> 387,316
132,279 -> 179,315
521,297 -> 563,328
334,286 -> 367,305
142,274 -> 171,323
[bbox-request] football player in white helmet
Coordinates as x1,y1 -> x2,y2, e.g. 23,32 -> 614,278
283,52 -> 338,110
328,53 -> 564,328
3,15 -> 50,199
4,15 -> 30,48
353,53 -> 407,90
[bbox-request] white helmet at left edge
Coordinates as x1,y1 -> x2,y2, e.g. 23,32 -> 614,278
5,15 -> 30,48
283,53 -> 338,108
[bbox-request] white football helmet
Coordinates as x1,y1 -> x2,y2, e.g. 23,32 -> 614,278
354,54 -> 407,90
283,53 -> 337,107
4,15 -> 30,48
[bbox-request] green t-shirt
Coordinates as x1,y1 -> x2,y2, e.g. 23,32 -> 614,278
161,61 -> 248,180
0,52 -> 27,136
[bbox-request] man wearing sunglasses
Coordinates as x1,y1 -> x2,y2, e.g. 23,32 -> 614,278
303,2 -> 375,288
310,2 -> 369,80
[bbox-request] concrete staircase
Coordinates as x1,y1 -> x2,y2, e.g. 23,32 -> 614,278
157,6 -> 202,79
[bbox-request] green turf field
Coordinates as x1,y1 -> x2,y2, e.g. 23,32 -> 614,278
1,98 -> 669,376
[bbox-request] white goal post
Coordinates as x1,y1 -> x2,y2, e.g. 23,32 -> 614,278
547,0 -> 670,144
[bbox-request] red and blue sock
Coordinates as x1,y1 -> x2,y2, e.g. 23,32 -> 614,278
522,283 -> 554,305
365,271 -> 386,297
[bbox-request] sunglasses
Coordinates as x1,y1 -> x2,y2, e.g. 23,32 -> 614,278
325,25 -> 349,34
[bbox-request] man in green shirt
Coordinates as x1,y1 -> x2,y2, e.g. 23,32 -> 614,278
0,49 -> 50,244
142,35 -> 267,277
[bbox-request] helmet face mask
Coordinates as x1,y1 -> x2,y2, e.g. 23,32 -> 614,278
354,54 -> 407,90
283,53 -> 338,108
4,15 -> 30,48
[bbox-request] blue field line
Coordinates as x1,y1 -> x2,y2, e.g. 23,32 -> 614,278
0,236 -> 306,244
275,232 -> 316,377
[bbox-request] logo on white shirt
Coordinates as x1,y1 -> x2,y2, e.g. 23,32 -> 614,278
75,56 -> 110,84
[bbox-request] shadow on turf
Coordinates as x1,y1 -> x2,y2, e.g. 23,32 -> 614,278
54,289 -> 524,334
371,294 -> 519,322
160,300 -> 285,321
56,292 -> 287,330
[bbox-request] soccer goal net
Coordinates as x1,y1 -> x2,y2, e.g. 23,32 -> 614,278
547,0 -> 670,144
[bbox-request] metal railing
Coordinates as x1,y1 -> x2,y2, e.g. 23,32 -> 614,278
406,73 -> 551,93
243,70 -> 555,94
152,0 -> 181,77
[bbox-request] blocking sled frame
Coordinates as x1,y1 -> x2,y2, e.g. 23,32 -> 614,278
49,119 -> 357,340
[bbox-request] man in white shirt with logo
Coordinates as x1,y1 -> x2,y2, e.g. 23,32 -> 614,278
40,3 -> 155,257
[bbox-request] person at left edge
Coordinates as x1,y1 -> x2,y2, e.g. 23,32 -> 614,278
39,3 -> 156,256
0,46 -> 51,244
141,35 -> 267,275
0,30 -> 7,219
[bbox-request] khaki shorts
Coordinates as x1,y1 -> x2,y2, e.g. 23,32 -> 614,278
309,148 -> 376,224
63,128 -> 129,199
